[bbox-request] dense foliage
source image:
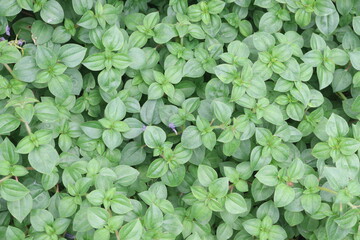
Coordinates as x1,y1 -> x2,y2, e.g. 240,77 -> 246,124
0,0 -> 360,239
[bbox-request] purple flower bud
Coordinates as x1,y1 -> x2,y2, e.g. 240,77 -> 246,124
5,25 -> 10,36
168,123 -> 177,135
0,37 -> 5,42
141,125 -> 147,131
17,39 -> 24,46
64,233 -> 75,240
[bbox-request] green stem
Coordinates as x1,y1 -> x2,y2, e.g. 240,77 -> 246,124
212,125 -> 225,130
107,209 -> 120,240
24,122 -> 32,135
347,202 -> 360,209
345,62 -> 352,71
0,175 -> 11,183
318,186 -> 337,195
167,130 -> 183,137
2,63 -> 16,79
336,92 -> 347,101
115,230 -> 120,240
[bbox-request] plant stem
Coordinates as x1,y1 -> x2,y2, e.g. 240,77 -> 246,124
107,209 -> 120,240
115,230 -> 120,240
348,203 -> 360,209
336,92 -> 347,100
345,62 -> 352,71
0,175 -> 11,183
318,186 -> 337,195
24,122 -> 32,135
167,130 -> 183,137
3,63 -> 16,79
229,184 -> 234,193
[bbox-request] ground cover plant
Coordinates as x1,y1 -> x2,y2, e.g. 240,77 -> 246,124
0,0 -> 360,239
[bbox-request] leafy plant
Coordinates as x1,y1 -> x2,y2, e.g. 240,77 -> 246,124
0,0 -> 359,239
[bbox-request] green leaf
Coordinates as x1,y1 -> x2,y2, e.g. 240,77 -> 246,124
59,44 -> 87,68
302,50 -> 323,67
77,10 -> 97,29
243,218 -> 261,236
315,12 -> 339,35
272,143 -> 290,162
40,0 -> 64,25
312,142 -> 331,159
35,46 -> 57,69
105,97 -> 126,121
272,44 -> 292,62
7,193 -> 32,222
83,53 -> 106,71
181,126 -> 202,149
274,183 -> 295,207
144,204 -> 163,229
0,138 -> 18,164
317,65 -> 334,89
120,142 -> 146,166
87,207 -> 109,229
225,193 -> 247,214
332,69 -> 351,92
72,0 -> 93,15
148,82 -> 164,99
263,104 -> 284,125
353,16 -> 360,35
349,50 -> 360,70
6,226 -> 25,240
0,45 -> 21,64
335,209 -> 358,229
208,0 -> 225,14
59,197 -> 78,217
31,20 -> 53,45
314,0 -> 336,16
268,225 -> 287,240
255,165 -> 278,187
0,0 -> 21,16
146,158 -> 168,178
214,64 -> 237,84
81,121 -> 103,139
111,194 -> 133,214
30,209 -> 53,232
301,194 -> 321,214
102,25 -> 124,51
102,129 -> 122,150
153,23 -> 177,44
253,32 -> 275,51
326,216 -> 350,240
201,132 -> 216,151
259,12 -> 282,34
208,177 -> 229,198
13,57 -> 40,83
0,114 -> 20,135
212,99 -> 233,123
28,144 -> 58,174
119,219 -> 143,240
143,126 -> 166,148
326,113 -> 348,137
0,179 -> 29,201
48,75 -> 72,98
197,165 -> 218,187
339,138 -> 360,155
